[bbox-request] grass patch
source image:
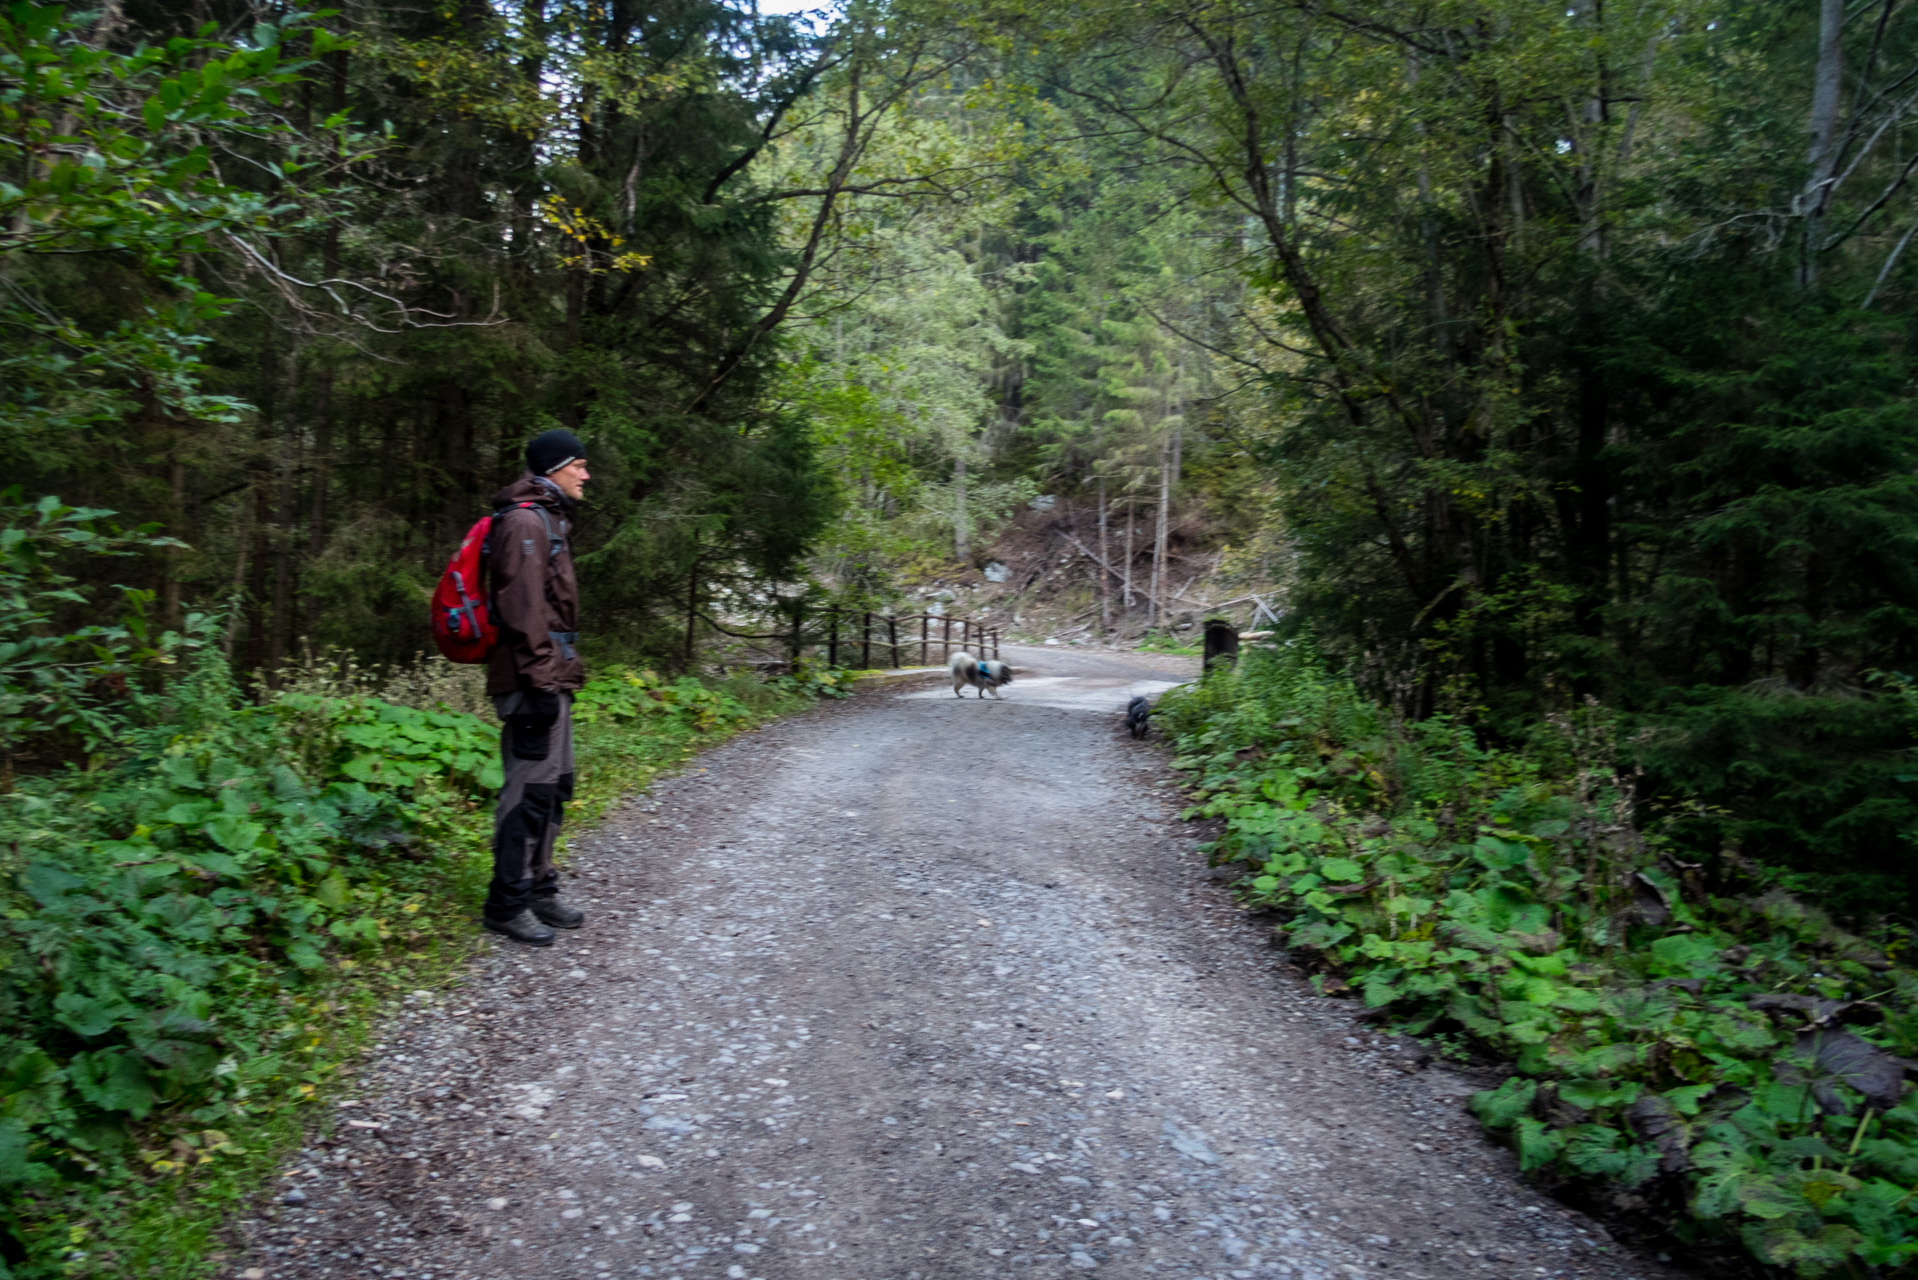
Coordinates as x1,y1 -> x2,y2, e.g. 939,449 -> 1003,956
1135,629 -> 1202,656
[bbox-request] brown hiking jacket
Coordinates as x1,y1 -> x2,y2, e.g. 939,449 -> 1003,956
486,473 -> 584,696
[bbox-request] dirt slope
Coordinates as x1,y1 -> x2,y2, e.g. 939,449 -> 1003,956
230,645 -> 1681,1280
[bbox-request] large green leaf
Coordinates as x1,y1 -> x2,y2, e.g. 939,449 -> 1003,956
313,871 -> 350,910
1470,1077 -> 1537,1129
162,801 -> 214,825
1736,1176 -> 1808,1220
1558,1079 -> 1639,1111
1742,1222 -> 1863,1276
0,1118 -> 50,1187
1778,1030 -> 1910,1112
204,813 -> 266,853
1318,856 -> 1363,882
53,991 -> 133,1038
67,1049 -> 155,1118
1648,933 -> 1721,978
1514,1116 -> 1562,1171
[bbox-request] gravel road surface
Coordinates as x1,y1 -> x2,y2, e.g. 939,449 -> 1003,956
231,645 -> 1682,1280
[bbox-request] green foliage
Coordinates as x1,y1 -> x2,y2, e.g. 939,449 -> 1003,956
767,658 -> 856,703
0,651 -> 818,1278
1162,643 -> 1918,1277
1017,175 -> 1210,506
574,666 -> 758,738
0,492 -> 190,756
1134,629 -> 1202,656
4,0 -> 860,676
0,2 -> 359,473
776,172 -> 1029,573
1636,679 -> 1918,914
0,648 -> 496,1274
0,2 -> 345,263
0,529 -> 826,1277
964,0 -> 1918,897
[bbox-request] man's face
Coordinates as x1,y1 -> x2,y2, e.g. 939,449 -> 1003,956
549,458 -> 590,500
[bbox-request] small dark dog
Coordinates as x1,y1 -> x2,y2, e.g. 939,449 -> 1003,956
1125,695 -> 1152,739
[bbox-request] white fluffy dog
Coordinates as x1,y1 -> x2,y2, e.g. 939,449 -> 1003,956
948,650 -> 1014,699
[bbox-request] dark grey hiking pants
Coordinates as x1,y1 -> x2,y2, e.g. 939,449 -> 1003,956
484,689 -> 575,920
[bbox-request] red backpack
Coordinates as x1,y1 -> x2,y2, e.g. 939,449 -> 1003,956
429,503 -> 559,663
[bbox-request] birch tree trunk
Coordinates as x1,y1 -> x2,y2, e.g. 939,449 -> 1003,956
1802,0 -> 1845,284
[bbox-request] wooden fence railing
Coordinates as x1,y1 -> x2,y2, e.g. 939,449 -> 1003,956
700,604 -> 1001,670
825,610 -> 1000,669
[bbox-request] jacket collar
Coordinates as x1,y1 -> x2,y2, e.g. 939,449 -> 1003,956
531,474 -> 576,513
491,471 -> 577,516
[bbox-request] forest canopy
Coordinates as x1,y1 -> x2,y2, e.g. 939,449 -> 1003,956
5,0 -> 1918,899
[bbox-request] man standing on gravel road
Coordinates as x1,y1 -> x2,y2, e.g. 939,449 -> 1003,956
481,428 -> 591,947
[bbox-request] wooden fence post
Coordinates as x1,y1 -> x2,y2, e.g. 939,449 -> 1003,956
920,614 -> 929,665
888,614 -> 900,668
828,610 -> 839,668
943,615 -> 952,662
787,598 -> 803,672
862,612 -> 871,669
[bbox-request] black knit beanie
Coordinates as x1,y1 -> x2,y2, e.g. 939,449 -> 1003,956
525,428 -> 586,476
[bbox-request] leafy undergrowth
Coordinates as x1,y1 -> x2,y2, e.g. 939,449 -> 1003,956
0,654 -> 832,1279
1160,644 -> 1918,1278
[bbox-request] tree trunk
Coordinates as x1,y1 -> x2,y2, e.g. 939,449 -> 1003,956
1806,0 -> 1845,183
245,471 -> 272,674
1096,475 -> 1111,634
268,343 -> 301,679
163,452 -> 185,633
304,224 -> 340,640
511,2 -> 543,261
223,481 -> 256,662
953,452 -> 969,561
1122,497 -> 1135,610
1803,0 -> 1845,283
683,559 -> 700,667
1150,433 -> 1171,628
306,353 -> 332,638
440,382 -> 478,551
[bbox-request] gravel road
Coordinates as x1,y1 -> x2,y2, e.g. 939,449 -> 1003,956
231,645 -> 1684,1280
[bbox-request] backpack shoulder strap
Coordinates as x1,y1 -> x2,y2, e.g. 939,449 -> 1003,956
489,501 -> 563,563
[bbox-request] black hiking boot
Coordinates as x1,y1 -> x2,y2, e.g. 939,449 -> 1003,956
483,909 -> 556,946
530,894 -> 585,929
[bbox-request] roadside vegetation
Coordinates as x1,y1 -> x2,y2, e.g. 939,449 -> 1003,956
0,501 -> 841,1279
1163,645 -> 1918,1277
